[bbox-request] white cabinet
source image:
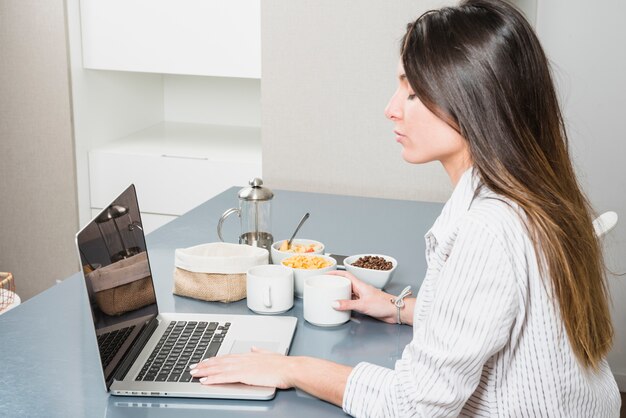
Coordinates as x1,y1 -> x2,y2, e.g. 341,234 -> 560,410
80,0 -> 261,78
88,122 -> 262,222
67,0 -> 262,232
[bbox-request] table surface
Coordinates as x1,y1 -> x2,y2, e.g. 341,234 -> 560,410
0,187 -> 443,418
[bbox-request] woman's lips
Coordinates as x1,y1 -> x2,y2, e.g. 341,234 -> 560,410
394,130 -> 406,143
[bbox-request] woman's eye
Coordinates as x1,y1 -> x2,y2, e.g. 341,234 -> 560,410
407,94 -> 416,100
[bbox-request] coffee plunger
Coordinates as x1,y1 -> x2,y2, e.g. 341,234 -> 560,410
217,178 -> 274,251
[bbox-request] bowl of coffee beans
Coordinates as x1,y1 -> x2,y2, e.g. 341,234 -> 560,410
343,254 -> 397,289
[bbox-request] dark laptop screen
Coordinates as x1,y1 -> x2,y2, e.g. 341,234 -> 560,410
76,184 -> 158,385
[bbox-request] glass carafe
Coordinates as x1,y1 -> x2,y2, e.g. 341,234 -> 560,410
217,178 -> 274,251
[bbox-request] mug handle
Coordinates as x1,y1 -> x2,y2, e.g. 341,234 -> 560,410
263,285 -> 272,308
217,208 -> 240,242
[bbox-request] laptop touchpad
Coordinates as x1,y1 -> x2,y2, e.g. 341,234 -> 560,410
229,340 -> 280,354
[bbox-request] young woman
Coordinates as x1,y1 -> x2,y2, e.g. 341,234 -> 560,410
190,0 -> 621,415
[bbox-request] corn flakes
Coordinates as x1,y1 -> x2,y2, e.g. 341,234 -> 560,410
282,255 -> 332,270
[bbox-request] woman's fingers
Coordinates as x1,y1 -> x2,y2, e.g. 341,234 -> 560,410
191,352 -> 241,370
322,270 -> 397,322
326,270 -> 353,278
188,352 -> 293,389
190,362 -> 244,385
327,271 -> 375,296
192,345 -> 275,368
333,298 -> 361,311
190,356 -> 223,371
250,346 -> 274,354
326,270 -> 363,287
199,374 -> 233,385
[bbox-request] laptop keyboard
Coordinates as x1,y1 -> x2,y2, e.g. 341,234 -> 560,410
98,325 -> 136,369
136,320 -> 230,383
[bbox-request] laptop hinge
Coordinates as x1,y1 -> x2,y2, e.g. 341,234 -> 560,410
110,316 -> 160,387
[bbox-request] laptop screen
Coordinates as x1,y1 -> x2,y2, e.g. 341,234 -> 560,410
76,184 -> 158,385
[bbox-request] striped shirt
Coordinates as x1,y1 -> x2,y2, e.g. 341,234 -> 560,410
342,168 -> 621,417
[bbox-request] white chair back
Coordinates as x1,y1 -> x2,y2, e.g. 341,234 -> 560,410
593,211 -> 618,238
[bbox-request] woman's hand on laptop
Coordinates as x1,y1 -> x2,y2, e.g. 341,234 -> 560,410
326,270 -> 414,325
189,349 -> 353,407
189,347 -> 293,389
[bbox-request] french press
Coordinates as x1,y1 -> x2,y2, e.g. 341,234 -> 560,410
217,178 -> 274,251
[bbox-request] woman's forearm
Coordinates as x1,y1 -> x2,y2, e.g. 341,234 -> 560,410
281,297 -> 414,407
286,356 -> 353,407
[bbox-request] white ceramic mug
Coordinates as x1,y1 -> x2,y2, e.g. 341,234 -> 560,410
303,275 -> 351,327
246,265 -> 294,314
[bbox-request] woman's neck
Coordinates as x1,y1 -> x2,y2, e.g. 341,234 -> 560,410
441,152 -> 473,187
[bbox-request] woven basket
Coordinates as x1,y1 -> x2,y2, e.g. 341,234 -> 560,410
0,272 -> 16,312
173,269 -> 247,303
173,242 -> 268,303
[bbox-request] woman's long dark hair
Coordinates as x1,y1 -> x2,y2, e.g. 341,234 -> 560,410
402,0 -> 612,369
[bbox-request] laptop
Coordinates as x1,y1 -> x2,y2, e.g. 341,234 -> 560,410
76,184 -> 297,400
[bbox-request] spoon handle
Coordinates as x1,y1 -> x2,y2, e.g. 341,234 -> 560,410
287,212 -> 310,247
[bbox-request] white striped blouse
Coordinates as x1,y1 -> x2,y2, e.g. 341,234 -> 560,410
342,168 -> 621,417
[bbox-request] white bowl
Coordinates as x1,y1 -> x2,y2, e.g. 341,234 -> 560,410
281,254 -> 337,298
344,254 -> 397,289
270,239 -> 325,265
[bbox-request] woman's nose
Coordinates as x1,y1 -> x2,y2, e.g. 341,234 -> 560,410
384,90 -> 402,121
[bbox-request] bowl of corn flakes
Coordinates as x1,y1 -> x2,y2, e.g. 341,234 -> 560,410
271,239 -> 325,266
281,254 -> 336,298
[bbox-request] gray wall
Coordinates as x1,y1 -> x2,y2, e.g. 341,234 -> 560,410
261,0 -> 626,388
0,0 -> 79,300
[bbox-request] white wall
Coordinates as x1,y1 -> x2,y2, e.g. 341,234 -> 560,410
535,0 -> 626,390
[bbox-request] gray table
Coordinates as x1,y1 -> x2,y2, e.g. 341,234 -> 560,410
0,188 -> 442,418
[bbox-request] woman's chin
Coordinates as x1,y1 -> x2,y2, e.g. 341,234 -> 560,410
401,149 -> 431,164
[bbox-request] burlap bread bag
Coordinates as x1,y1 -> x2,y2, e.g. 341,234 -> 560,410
87,252 -> 155,316
173,242 -> 268,303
